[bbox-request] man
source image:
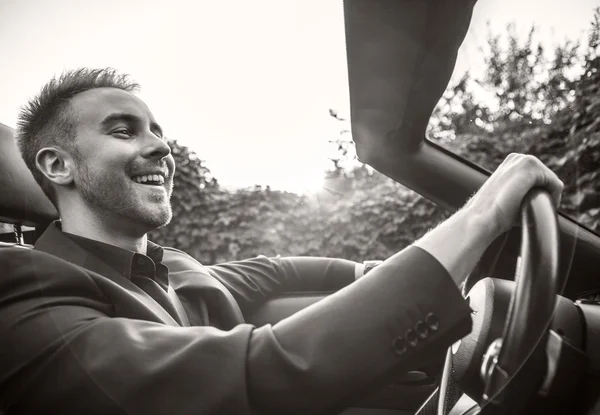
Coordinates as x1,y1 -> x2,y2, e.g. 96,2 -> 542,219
0,68 -> 563,415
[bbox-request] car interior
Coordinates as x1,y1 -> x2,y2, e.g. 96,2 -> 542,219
1,1 -> 600,414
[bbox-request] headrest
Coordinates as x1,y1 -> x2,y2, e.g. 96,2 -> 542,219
0,123 -> 58,227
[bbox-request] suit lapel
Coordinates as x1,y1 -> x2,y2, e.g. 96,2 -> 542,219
35,222 -> 180,326
163,247 -> 245,328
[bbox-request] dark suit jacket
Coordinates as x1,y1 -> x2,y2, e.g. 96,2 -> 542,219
0,223 -> 472,414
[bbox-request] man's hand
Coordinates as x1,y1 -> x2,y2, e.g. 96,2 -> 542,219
414,153 -> 563,286
465,153 -> 564,237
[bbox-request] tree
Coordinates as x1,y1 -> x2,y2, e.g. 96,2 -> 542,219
428,24 -> 582,170
428,10 -> 600,233
538,8 -> 600,228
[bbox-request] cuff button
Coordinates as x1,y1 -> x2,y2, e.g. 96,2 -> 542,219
425,313 -> 440,332
393,336 -> 407,355
405,329 -> 418,347
415,321 -> 429,339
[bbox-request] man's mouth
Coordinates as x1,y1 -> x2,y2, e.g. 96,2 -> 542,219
131,174 -> 166,186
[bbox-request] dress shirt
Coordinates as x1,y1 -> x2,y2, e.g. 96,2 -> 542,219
64,233 -> 170,292
64,232 -> 190,325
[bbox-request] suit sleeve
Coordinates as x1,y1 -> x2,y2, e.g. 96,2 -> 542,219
205,255 -> 358,306
0,246 -> 471,415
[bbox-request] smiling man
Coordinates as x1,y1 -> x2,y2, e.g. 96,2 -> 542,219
0,68 -> 563,415
20,75 -> 175,250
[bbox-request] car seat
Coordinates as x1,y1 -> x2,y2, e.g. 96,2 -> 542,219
0,122 -> 58,246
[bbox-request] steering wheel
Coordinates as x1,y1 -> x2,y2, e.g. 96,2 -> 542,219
437,188 -> 560,415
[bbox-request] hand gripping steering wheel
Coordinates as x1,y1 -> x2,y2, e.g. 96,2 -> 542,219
437,188 -> 560,415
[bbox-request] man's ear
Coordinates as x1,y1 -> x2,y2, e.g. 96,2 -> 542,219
35,147 -> 75,186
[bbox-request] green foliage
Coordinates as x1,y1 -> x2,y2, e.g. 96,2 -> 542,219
151,11 -> 600,263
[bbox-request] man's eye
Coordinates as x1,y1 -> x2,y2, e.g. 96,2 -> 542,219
112,128 -> 132,137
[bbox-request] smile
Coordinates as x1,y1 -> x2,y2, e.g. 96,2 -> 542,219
131,174 -> 166,185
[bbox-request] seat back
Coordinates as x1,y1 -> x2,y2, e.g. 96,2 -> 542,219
0,123 -> 58,227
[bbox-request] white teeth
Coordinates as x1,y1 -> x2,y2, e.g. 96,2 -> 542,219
132,174 -> 165,184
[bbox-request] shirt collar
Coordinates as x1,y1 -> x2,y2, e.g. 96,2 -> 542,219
62,232 -> 170,291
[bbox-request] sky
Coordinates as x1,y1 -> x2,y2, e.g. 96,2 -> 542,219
0,0 -> 597,193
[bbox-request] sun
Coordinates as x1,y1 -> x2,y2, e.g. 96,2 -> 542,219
276,169 -> 326,195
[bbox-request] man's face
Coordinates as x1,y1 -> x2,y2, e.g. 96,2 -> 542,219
67,87 -> 175,231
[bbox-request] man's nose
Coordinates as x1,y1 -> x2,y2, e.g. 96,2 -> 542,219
141,133 -> 171,160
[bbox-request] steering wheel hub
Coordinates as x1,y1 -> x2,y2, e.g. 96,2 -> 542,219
451,278 -> 514,400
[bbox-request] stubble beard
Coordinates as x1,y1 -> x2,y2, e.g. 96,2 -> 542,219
77,163 -> 173,232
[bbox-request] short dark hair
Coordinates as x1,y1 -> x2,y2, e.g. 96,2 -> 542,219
16,68 -> 140,207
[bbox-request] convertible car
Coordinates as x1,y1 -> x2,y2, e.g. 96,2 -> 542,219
1,1 -> 600,414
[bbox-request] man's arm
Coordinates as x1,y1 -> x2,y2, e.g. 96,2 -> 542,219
414,206 -> 494,287
416,153 -> 564,286
205,255 -> 360,308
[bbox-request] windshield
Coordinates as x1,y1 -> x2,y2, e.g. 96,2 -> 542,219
428,2 -> 600,233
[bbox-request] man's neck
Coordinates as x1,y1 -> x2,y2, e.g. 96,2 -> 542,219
60,209 -> 148,254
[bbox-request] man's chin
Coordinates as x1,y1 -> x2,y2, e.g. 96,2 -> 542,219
127,206 -> 173,232
153,213 -> 173,229
146,209 -> 172,230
